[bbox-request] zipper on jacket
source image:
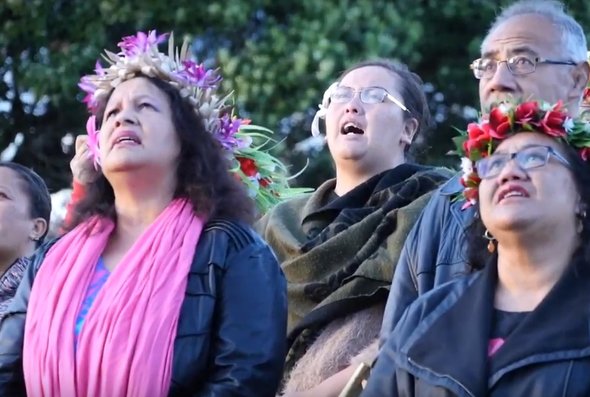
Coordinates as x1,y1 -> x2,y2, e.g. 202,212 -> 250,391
407,357 -> 476,397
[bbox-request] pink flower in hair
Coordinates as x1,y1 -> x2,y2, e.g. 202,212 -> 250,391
217,115 -> 251,150
177,60 -> 222,89
78,62 -> 105,112
118,30 -> 168,57
94,61 -> 105,76
86,116 -> 101,170
78,76 -> 97,111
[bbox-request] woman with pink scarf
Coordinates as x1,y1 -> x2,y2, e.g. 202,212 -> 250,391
0,31 -> 288,397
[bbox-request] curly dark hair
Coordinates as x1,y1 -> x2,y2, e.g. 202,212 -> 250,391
67,75 -> 255,230
466,141 -> 590,271
339,59 -> 433,159
0,162 -> 52,244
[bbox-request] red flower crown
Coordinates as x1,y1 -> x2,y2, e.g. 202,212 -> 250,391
453,100 -> 590,208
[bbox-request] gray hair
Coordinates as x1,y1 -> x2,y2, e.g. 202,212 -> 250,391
482,0 -> 587,62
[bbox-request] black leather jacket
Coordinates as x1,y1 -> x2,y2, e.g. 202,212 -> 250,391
380,175 -> 475,343
365,259 -> 590,397
0,219 -> 287,397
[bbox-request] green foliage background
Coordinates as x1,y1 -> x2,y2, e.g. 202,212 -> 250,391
1,0 -> 589,191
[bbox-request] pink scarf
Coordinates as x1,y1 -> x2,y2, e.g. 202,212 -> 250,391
23,199 -> 204,397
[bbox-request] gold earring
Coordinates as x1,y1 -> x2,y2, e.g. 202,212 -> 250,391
576,209 -> 587,233
483,229 -> 496,253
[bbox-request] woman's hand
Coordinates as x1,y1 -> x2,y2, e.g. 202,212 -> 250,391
70,135 -> 99,184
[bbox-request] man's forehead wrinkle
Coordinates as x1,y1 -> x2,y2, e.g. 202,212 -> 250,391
483,34 -> 554,59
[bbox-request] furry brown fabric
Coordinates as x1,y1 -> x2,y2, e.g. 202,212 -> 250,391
281,303 -> 384,394
349,339 -> 379,368
257,165 -> 452,393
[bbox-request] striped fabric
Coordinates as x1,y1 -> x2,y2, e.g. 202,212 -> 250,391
0,257 -> 29,320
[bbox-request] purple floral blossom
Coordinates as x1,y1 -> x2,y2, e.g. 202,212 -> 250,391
78,76 -> 98,111
117,30 -> 168,57
86,116 -> 101,170
177,60 -> 222,89
78,62 -> 105,112
94,60 -> 105,76
217,115 -> 249,150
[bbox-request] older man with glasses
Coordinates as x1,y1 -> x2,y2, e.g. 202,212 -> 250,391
379,0 -> 589,346
470,56 -> 577,81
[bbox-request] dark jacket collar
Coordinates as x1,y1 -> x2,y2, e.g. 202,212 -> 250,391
488,256 -> 590,385
404,263 -> 494,397
439,173 -> 477,232
440,173 -> 463,195
401,256 -> 590,395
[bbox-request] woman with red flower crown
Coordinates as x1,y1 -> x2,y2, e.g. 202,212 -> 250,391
364,100 -> 590,396
257,59 -> 452,397
0,31 -> 289,397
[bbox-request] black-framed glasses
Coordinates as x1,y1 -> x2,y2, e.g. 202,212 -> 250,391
329,85 -> 409,112
469,55 -> 577,79
475,145 -> 570,179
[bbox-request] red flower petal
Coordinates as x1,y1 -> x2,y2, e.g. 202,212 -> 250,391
237,157 -> 258,177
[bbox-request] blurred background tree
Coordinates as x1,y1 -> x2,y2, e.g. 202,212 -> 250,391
1,0 -> 589,191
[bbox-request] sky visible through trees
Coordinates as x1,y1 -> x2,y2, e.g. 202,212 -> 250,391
1,0 -> 589,191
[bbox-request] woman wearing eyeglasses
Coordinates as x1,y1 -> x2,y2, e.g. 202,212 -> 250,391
257,59 -> 451,397
363,100 -> 590,397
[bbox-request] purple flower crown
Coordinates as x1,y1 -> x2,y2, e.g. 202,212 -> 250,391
79,31 -> 250,152
78,30 -> 311,212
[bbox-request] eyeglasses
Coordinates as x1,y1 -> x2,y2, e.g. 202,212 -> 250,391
475,145 -> 570,179
469,55 -> 577,79
329,86 -> 409,112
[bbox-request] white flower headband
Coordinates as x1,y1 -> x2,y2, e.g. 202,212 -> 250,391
310,82 -> 339,137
